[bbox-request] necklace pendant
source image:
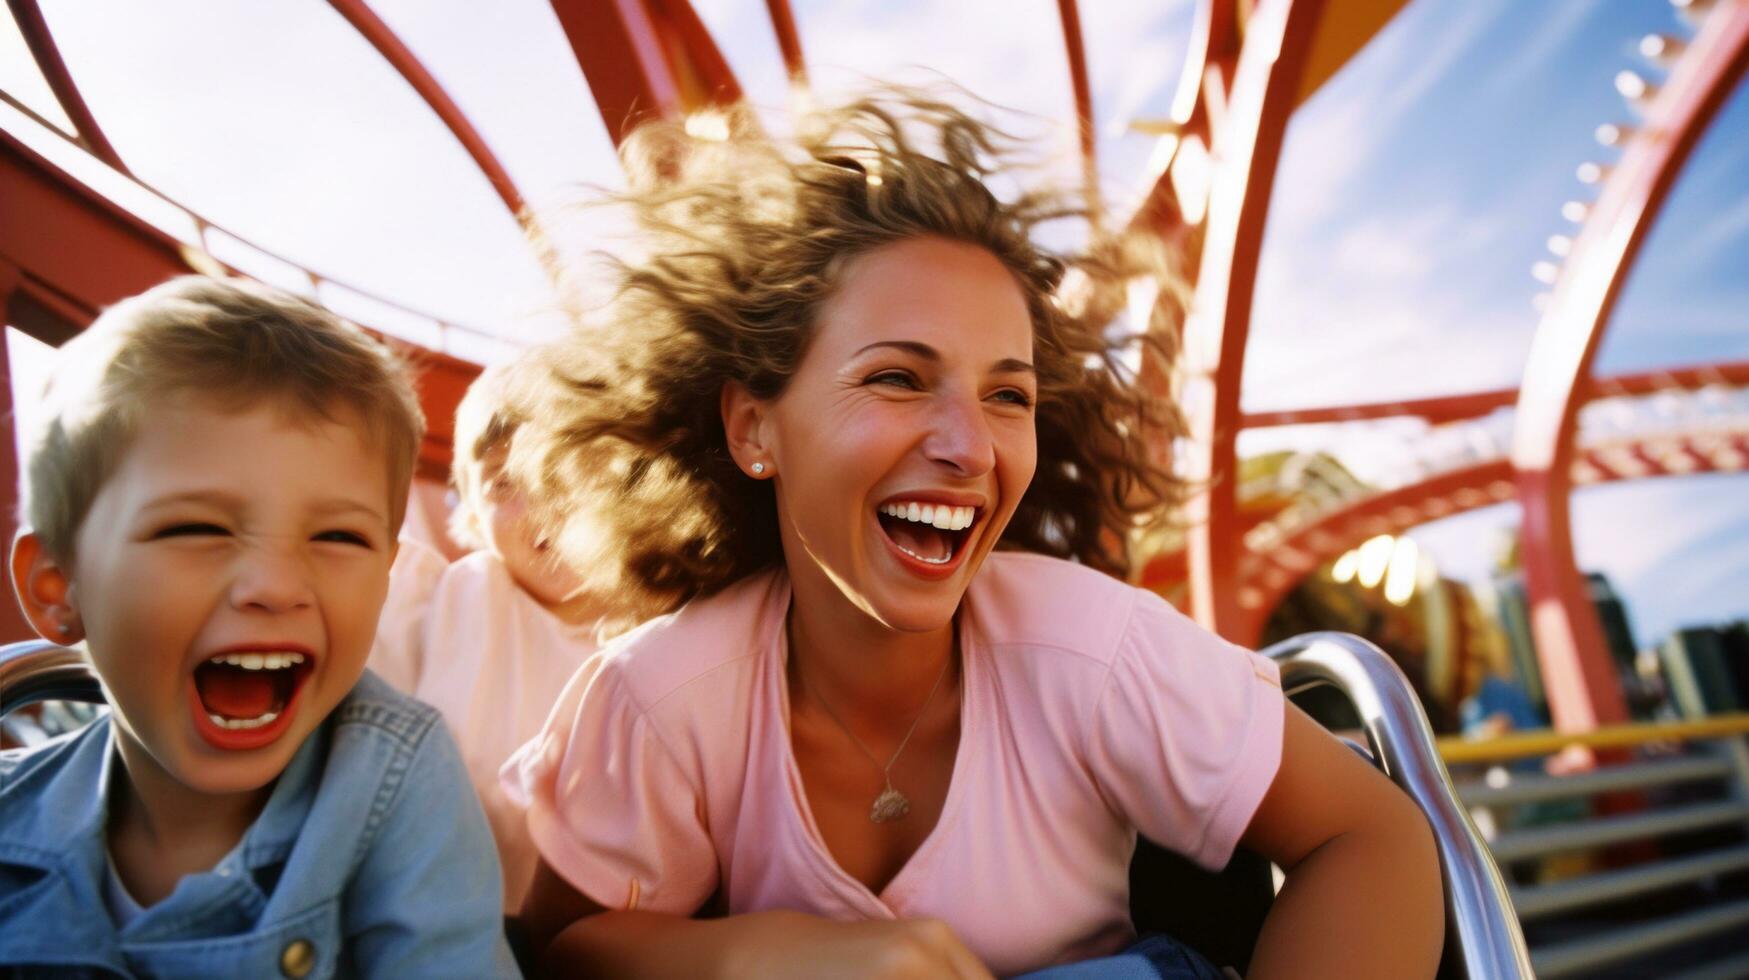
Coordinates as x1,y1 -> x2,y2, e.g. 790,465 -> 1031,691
869,786 -> 911,823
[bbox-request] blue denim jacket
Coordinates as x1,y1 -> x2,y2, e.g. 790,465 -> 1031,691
0,671 -> 520,978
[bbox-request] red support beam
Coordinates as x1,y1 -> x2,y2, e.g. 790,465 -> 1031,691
1510,3 -> 1749,733
1179,0 -> 1327,641
5,0 -> 128,173
763,0 -> 808,87
0,263 -> 36,642
326,0 -> 530,222
1055,0 -> 1101,218
550,0 -> 742,147
0,134 -> 188,322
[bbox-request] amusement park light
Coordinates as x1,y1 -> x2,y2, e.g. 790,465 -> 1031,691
1531,261 -> 1560,285
1146,133 -> 1181,183
1127,277 -> 1161,333
1170,135 -> 1212,225
1561,201 -> 1590,223
1594,123 -> 1632,147
684,111 -> 730,142
1356,534 -> 1395,589
1576,162 -> 1610,185
1639,34 -> 1686,64
1614,70 -> 1656,106
1671,0 -> 1716,25
1383,536 -> 1420,606
1546,234 -> 1573,257
1331,549 -> 1360,584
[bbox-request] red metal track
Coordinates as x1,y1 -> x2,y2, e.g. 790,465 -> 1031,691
326,0 -> 530,221
4,0 -> 128,173
1228,428 -> 1749,645
1510,2 -> 1749,732
1242,361 -> 1749,429
0,133 -> 478,481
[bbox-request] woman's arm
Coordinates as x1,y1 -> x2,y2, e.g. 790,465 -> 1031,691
1240,704 -> 1444,979
521,861 -> 993,980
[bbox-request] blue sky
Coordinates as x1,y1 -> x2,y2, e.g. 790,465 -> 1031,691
5,0 -> 1745,647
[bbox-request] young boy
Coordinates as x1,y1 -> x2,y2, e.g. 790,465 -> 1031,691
0,276 -> 519,977
371,355 -> 630,912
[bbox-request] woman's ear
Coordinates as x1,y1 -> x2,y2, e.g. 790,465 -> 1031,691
9,532 -> 84,645
720,381 -> 776,478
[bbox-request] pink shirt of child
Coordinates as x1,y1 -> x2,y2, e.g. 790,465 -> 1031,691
373,543 -> 600,911
502,552 -> 1283,975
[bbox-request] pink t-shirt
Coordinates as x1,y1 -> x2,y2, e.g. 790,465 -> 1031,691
503,552 -> 1283,974
373,547 -> 600,911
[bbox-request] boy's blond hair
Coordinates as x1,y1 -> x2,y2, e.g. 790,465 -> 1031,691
21,275 -> 426,564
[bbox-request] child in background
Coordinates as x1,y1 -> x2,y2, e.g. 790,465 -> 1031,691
371,355 -> 629,912
0,276 -> 518,977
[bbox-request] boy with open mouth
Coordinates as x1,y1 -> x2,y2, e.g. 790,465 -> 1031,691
0,276 -> 518,977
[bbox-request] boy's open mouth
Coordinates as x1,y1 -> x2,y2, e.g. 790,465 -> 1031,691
192,652 -> 313,732
876,500 -> 980,566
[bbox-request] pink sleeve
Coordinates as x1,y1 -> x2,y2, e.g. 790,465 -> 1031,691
500,658 -> 718,914
369,535 -> 449,693
1085,591 -> 1285,870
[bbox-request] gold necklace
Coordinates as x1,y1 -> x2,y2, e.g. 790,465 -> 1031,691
799,655 -> 953,824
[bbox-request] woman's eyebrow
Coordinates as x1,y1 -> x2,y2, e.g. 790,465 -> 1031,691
852,341 -> 1036,375
853,339 -> 937,360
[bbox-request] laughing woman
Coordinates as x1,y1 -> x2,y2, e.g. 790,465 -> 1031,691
504,95 -> 1442,979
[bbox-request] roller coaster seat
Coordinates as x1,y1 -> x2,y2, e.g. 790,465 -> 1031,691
0,634 -> 1530,978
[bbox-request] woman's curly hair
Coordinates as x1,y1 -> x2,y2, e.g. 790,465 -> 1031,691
511,89 -> 1186,613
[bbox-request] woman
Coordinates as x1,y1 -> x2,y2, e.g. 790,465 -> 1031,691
504,94 -> 1443,978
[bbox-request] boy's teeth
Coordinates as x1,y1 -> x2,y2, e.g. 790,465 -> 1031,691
208,652 -> 306,670
207,710 -> 280,730
882,503 -> 976,531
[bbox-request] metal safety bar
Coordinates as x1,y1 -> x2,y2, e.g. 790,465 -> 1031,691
1261,631 -> 1535,980
0,639 -> 104,716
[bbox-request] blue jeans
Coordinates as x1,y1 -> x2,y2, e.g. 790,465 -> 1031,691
1016,934 -> 1227,980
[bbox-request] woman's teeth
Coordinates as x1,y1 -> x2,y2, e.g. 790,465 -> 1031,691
879,502 -> 976,531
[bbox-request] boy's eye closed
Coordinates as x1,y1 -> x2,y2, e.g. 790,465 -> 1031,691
154,522 -> 229,539
314,530 -> 373,548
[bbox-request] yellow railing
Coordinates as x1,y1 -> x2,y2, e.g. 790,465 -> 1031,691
1436,713 -> 1749,765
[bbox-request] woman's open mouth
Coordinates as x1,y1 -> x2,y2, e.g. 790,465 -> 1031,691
187,650 -> 315,750
876,500 -> 980,575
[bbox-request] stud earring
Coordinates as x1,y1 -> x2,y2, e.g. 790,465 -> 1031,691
56,622 -> 72,637
751,462 -> 766,475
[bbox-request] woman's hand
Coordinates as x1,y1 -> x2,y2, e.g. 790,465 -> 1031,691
524,861 -> 992,979
723,911 -> 995,980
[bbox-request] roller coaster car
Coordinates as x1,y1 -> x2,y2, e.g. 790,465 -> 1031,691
0,633 -> 1531,978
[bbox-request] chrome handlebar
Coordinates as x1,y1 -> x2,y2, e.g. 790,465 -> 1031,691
0,639 -> 105,716
1261,631 -> 1534,980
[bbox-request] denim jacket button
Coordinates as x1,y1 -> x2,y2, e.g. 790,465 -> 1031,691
280,938 -> 316,978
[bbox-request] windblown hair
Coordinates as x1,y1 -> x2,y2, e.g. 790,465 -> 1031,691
447,353 -> 541,550
512,91 -> 1185,611
22,275 -> 425,564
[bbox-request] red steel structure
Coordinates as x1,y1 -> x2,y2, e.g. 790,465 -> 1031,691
1510,3 -> 1749,732
2,0 -> 1746,739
